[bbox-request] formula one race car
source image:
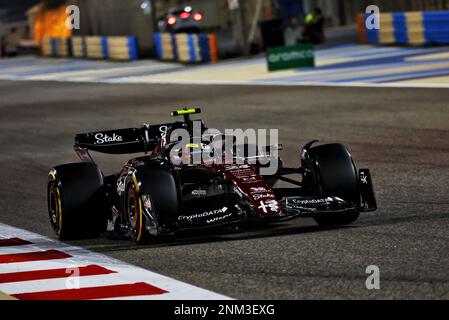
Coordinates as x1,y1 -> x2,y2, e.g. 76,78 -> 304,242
47,108 -> 376,243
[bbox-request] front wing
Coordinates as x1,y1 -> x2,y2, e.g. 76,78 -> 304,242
171,168 -> 377,231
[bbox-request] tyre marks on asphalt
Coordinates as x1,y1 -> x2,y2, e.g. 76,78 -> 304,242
0,223 -> 230,300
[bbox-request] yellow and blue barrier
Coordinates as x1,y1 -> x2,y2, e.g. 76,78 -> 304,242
41,37 -> 72,57
361,11 -> 449,45
85,36 -> 106,59
41,38 -> 55,56
41,36 -> 138,60
176,34 -> 201,63
107,36 -> 139,60
153,32 -> 218,63
71,36 -> 87,58
153,33 -> 177,61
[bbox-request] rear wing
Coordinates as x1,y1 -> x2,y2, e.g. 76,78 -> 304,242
75,128 -> 147,154
75,109 -> 204,155
74,122 -> 186,155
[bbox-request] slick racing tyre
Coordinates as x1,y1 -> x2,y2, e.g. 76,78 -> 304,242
125,170 -> 179,244
308,144 -> 361,226
48,163 -> 107,240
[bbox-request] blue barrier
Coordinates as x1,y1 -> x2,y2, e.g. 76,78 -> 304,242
392,13 -> 408,44
198,34 -> 212,63
153,33 -> 163,60
127,37 -> 139,60
187,34 -> 198,62
171,34 -> 179,61
365,13 -> 380,44
101,37 -> 109,59
423,11 -> 449,44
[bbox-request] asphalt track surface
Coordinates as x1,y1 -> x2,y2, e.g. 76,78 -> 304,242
0,80 -> 448,299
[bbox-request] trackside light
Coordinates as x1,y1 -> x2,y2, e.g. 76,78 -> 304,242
193,13 -> 203,21
180,12 -> 191,19
167,17 -> 177,25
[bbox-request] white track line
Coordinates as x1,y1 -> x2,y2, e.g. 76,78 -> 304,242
2,73 -> 447,88
2,71 -> 449,89
103,78 -> 449,89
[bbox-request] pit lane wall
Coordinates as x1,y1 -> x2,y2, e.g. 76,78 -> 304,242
358,11 -> 449,45
153,33 -> 218,63
41,36 -> 138,61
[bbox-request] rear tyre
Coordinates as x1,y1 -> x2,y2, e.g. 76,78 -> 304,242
126,170 -> 179,244
307,144 -> 361,226
47,163 -> 107,240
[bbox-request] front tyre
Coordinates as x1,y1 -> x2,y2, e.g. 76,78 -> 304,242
307,144 -> 361,227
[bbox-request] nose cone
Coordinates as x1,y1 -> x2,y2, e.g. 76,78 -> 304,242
225,165 -> 283,216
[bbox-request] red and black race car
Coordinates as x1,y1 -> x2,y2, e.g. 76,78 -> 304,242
47,108 -> 376,244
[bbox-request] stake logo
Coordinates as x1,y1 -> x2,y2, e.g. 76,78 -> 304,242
95,133 -> 123,144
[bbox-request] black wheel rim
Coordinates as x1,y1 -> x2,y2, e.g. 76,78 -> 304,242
48,183 -> 61,234
127,185 -> 139,229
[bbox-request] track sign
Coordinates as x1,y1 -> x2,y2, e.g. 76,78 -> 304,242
266,44 -> 315,72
